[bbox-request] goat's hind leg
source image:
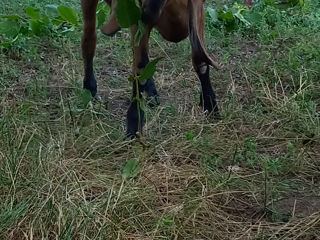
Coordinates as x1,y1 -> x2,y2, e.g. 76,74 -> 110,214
195,62 -> 219,115
81,0 -> 99,98
188,0 -> 219,116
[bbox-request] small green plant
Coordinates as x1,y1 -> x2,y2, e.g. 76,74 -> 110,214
128,58 -> 161,133
0,5 -> 79,49
207,3 -> 251,32
185,131 -> 195,141
116,0 -> 161,134
122,158 -> 140,180
206,0 -> 306,33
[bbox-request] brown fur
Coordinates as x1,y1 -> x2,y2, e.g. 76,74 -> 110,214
81,0 -> 98,70
81,0 -> 219,80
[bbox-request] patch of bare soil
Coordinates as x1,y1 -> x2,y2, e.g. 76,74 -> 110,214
270,196 -> 320,219
221,192 -> 262,221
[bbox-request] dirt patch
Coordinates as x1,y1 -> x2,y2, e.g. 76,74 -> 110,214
269,196 -> 320,220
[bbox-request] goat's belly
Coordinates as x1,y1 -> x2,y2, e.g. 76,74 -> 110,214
155,0 -> 189,42
155,24 -> 189,42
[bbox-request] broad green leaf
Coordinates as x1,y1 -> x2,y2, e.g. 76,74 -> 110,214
122,158 -> 140,180
25,7 -> 41,20
79,89 -> 92,106
116,0 -> 141,28
139,58 -> 161,82
2,15 -> 24,20
207,7 -> 218,23
57,5 -> 78,25
96,1 -> 109,28
0,21 -> 20,38
97,10 -> 107,28
134,20 -> 146,46
29,20 -> 44,36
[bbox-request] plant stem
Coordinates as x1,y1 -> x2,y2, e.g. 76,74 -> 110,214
135,76 -> 141,134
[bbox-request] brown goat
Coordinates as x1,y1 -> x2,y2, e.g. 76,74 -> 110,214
81,0 -> 220,136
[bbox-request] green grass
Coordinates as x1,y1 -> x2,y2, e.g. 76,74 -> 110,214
1,0 -> 320,239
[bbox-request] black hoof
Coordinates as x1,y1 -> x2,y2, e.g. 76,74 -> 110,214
200,93 -> 220,119
125,132 -> 137,139
144,78 -> 158,96
83,75 -> 97,98
126,100 -> 144,137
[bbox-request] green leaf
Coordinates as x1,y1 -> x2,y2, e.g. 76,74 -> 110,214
79,89 -> 92,107
25,7 -> 41,20
0,21 -> 20,38
139,58 -> 161,82
122,158 -> 140,180
29,20 -> 44,36
220,11 -> 234,21
207,7 -> 218,23
2,15 -> 24,20
57,5 -> 78,25
96,1 -> 109,28
116,0 -> 141,28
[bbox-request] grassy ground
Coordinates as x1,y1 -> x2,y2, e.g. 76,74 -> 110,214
1,0 -> 320,239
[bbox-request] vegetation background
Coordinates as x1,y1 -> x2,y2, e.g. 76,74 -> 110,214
0,0 -> 320,239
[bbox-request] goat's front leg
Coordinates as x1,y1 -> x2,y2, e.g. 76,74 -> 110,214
81,0 -> 99,98
126,26 -> 159,137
